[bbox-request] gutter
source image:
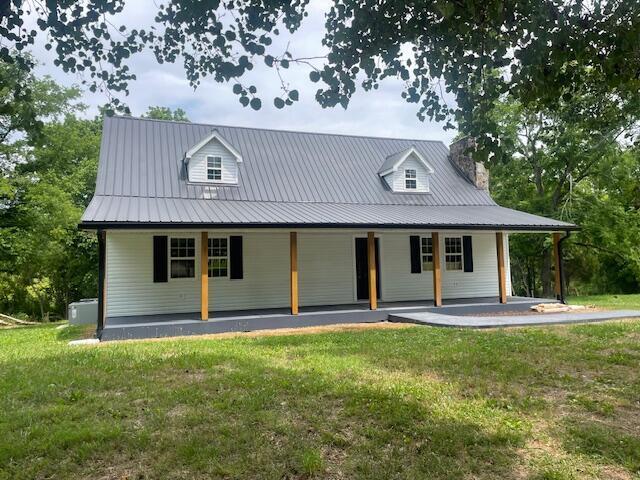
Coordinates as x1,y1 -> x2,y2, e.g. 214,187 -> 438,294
78,221 -> 581,232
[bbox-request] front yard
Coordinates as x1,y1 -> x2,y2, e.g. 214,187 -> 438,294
1,316 -> 639,479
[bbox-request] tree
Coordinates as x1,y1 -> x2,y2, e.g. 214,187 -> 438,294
142,106 -> 190,122
489,92 -> 640,296
2,1 -> 639,156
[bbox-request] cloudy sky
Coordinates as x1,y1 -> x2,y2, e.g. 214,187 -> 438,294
31,0 -> 456,143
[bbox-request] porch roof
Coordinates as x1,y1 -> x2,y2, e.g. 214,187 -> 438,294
80,196 -> 576,231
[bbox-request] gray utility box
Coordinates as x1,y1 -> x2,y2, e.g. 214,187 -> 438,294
68,299 -> 98,325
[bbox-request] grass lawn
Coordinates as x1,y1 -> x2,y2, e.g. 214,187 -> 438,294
568,293 -> 640,310
1,320 -> 640,480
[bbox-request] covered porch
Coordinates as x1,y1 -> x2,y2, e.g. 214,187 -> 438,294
96,228 -> 570,340
100,296 -> 552,341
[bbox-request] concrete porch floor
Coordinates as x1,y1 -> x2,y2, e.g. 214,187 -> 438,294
101,296 -> 553,341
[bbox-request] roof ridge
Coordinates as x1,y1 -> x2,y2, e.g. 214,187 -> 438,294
107,115 -> 450,145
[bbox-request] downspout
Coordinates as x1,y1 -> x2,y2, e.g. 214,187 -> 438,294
96,229 -> 106,339
557,230 -> 571,304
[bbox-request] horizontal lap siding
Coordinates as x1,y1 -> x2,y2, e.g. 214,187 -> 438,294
439,233 -> 499,299
106,233 -> 201,317
390,155 -> 430,193
106,230 -> 513,317
106,232 -> 290,317
380,232 -> 511,301
208,233 -> 289,310
298,233 -> 354,306
380,233 -> 433,301
188,139 -> 238,184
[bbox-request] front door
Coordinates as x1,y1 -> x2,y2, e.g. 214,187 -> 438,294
355,237 -> 380,301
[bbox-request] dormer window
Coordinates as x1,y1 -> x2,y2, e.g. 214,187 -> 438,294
207,156 -> 222,181
378,146 -> 434,194
405,169 -> 417,189
185,130 -> 243,185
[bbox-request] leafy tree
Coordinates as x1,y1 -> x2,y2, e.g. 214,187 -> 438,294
142,106 -> 190,122
2,1 -> 639,156
0,108 -> 101,319
0,55 -> 83,163
490,93 -> 640,296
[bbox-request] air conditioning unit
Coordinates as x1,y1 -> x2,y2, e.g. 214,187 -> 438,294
68,299 -> 98,325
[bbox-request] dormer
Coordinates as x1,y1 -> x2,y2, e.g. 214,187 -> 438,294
378,146 -> 434,193
184,130 -> 243,185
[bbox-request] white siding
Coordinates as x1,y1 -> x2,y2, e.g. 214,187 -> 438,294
105,230 -> 513,318
188,138 -> 238,184
106,232 -> 201,317
384,154 -> 431,193
106,231 -> 290,317
380,233 -> 433,301
379,232 -> 510,301
298,233 -> 354,306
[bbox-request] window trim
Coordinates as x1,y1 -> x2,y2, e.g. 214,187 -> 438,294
168,236 -> 196,280
206,155 -> 223,182
420,236 -> 434,271
208,236 -> 229,278
405,168 -> 417,190
444,236 -> 464,272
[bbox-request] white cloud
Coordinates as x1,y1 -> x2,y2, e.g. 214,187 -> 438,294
30,0 -> 457,144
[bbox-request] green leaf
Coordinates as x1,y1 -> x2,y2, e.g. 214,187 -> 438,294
249,98 -> 261,110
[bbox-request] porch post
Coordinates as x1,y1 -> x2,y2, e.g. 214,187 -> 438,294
553,232 -> 561,300
496,232 -> 507,304
200,231 -> 208,320
97,230 -> 106,335
431,232 -> 442,307
290,231 -> 299,315
367,231 -> 377,310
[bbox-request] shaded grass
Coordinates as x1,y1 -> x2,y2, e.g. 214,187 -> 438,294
1,320 -> 639,479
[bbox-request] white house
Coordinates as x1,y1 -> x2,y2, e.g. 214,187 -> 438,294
81,116 -> 576,339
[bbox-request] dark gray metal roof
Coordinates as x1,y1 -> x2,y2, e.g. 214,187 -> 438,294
82,196 -> 576,230
81,116 -> 576,230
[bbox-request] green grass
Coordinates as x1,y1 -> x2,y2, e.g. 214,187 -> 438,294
1,321 -> 640,479
568,293 -> 640,310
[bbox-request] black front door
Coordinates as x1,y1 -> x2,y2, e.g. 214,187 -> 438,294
355,237 -> 380,300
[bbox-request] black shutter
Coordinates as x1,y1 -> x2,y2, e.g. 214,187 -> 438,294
229,236 -> 243,279
410,236 -> 421,274
153,236 -> 168,282
463,235 -> 474,272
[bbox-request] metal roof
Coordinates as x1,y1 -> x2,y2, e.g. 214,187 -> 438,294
82,196 -> 576,231
81,116 -> 576,230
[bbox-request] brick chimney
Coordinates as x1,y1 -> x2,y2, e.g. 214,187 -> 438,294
449,137 -> 489,191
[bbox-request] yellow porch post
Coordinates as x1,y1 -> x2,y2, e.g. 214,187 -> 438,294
290,232 -> 299,315
496,232 -> 507,304
200,231 -> 208,320
432,232 -> 442,307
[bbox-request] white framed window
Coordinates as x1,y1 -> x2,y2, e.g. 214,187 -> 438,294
170,237 -> 195,278
421,237 -> 433,271
208,237 -> 228,278
444,237 -> 463,271
207,155 -> 222,181
405,169 -> 417,189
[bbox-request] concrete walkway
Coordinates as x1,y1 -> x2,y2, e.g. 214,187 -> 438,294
389,310 -> 640,328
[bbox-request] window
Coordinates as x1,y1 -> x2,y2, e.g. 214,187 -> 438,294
405,169 -> 417,189
421,237 -> 433,271
444,237 -> 463,271
208,237 -> 228,277
207,156 -> 222,181
170,237 -> 195,278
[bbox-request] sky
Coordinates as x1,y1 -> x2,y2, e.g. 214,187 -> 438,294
30,0 -> 456,144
